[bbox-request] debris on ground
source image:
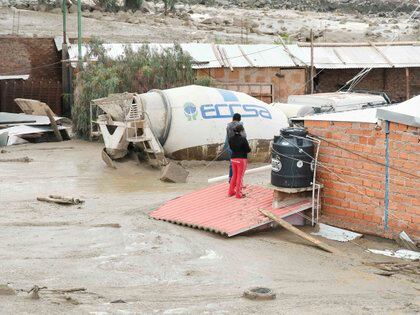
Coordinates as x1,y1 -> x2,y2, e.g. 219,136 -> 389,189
160,162 -> 189,183
14,98 -> 57,117
0,111 -> 71,146
367,249 -> 420,261
64,295 -> 81,305
0,156 -> 32,163
311,223 -> 363,242
364,261 -> 420,276
243,287 -> 276,300
91,223 -> 121,228
0,149 -> 8,153
101,148 -> 117,169
260,208 -> 338,254
27,285 -> 45,300
396,231 -> 418,251
50,287 -> 86,293
37,195 -> 85,205
110,299 -> 127,303
0,284 -> 16,295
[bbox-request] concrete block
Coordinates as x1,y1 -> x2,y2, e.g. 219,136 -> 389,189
160,162 -> 189,183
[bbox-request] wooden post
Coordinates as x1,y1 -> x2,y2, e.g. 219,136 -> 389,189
45,108 -> 63,142
310,29 -> 314,94
405,68 -> 410,100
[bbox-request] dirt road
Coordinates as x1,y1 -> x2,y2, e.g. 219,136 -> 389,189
0,140 -> 419,314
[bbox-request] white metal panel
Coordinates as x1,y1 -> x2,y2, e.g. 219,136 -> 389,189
299,108 -> 379,123
180,43 -> 221,69
376,96 -> 420,127
300,45 -> 420,69
0,75 -> 29,80
219,44 -> 249,68
378,45 -> 420,67
238,44 -> 296,67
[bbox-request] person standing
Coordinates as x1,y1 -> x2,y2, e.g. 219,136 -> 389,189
228,124 -> 251,198
225,113 -> 246,183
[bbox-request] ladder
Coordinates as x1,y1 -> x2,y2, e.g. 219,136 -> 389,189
124,98 -> 167,168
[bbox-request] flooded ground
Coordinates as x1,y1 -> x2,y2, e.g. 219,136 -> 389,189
0,140 -> 419,314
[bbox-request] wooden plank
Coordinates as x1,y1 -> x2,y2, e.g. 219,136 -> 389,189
368,41 -> 394,67
259,208 -> 338,254
45,108 -> 63,142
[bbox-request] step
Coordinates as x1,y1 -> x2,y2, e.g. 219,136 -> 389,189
126,137 -> 151,143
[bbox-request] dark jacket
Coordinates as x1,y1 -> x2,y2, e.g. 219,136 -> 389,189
226,121 -> 247,140
228,134 -> 251,159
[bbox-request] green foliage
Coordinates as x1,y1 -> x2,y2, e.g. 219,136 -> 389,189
273,33 -> 293,45
73,40 -> 197,137
125,0 -> 143,12
194,76 -> 213,87
163,0 -> 176,14
93,0 -> 119,12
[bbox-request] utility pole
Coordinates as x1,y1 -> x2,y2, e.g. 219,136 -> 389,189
310,29 -> 314,94
77,0 -> 82,67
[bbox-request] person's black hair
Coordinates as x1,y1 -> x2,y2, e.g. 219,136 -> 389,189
232,113 -> 241,121
234,124 -> 244,133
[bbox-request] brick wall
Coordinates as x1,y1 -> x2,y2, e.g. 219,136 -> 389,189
316,68 -> 420,103
0,37 -> 62,114
196,67 -> 306,102
0,37 -> 61,81
305,120 -> 420,239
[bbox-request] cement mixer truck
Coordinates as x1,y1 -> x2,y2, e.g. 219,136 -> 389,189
91,85 -> 289,164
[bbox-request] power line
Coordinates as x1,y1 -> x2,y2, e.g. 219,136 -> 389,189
311,135 -> 420,180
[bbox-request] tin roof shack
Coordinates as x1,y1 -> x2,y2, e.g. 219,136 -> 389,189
66,42 -> 307,103
189,44 -> 307,103
0,36 -> 62,115
300,96 -> 420,239
298,42 -> 420,102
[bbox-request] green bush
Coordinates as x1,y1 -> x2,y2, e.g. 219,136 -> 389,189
93,0 -> 119,12
73,40 -> 198,137
124,0 -> 143,12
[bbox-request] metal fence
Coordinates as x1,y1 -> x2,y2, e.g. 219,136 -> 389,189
0,79 -> 62,114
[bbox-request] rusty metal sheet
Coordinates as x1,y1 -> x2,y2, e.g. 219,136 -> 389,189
149,183 -> 312,237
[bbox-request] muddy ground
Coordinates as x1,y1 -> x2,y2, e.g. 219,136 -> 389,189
0,140 -> 419,314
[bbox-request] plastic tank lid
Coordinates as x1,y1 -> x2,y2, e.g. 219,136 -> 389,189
280,127 -> 308,137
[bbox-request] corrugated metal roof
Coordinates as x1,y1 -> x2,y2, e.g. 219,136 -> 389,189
150,182 -> 311,237
299,45 -> 420,69
67,42 -> 420,69
0,75 -> 29,80
67,43 -> 305,68
300,96 -> 420,125
376,96 -> 420,127
299,107 -> 379,123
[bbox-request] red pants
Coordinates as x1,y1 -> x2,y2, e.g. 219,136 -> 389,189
228,158 -> 247,198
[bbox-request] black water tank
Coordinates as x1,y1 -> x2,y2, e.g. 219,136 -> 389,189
271,127 -> 314,188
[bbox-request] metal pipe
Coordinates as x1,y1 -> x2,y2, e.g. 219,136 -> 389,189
307,134 -> 321,226
310,29 -> 314,94
208,165 -> 271,184
384,120 -> 390,230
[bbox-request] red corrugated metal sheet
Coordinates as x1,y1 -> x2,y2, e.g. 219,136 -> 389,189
150,183 -> 311,237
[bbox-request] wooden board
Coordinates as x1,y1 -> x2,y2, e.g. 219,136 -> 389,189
259,208 -> 338,254
14,98 -> 56,116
